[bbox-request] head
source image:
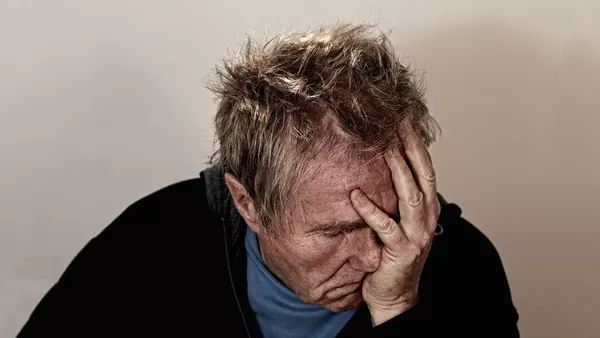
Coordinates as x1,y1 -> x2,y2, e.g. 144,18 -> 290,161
208,23 -> 439,312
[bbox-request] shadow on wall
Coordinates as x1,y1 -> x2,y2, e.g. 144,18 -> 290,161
404,22 -> 600,338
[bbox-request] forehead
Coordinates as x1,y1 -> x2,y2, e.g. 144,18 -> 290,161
293,156 -> 398,228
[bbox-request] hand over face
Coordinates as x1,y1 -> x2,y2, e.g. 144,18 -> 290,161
350,119 -> 441,326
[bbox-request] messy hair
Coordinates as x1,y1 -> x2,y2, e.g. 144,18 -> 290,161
207,23 -> 440,234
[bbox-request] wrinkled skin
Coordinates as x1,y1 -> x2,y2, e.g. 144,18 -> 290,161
257,158 -> 399,312
225,121 -> 439,318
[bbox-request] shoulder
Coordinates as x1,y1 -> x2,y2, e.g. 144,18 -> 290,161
77,177 -> 222,277
19,177 -> 226,336
434,200 -> 501,263
98,178 -> 211,240
426,198 -> 515,305
68,176 -> 222,284
125,178 -> 208,219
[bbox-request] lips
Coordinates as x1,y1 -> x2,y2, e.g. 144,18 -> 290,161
325,280 -> 363,301
339,280 -> 362,290
336,276 -> 365,293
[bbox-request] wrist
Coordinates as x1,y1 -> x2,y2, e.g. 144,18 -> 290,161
368,298 -> 418,326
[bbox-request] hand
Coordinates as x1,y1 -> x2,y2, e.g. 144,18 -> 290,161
350,120 -> 441,326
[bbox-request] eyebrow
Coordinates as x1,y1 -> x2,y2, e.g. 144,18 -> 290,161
310,213 -> 400,234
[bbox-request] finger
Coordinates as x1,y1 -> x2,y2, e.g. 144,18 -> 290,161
350,189 -> 406,253
384,145 -> 426,236
398,119 -> 437,207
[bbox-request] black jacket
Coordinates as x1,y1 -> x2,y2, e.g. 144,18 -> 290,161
17,166 -> 519,337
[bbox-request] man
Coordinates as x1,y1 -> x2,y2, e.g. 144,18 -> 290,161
17,23 -> 519,337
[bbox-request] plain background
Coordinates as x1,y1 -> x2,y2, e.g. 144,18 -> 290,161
1,0 -> 599,337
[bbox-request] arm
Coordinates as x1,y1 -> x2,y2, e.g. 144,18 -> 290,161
16,178 -> 215,338
16,211 -> 134,338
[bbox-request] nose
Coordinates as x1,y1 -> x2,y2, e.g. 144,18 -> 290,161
348,228 -> 381,272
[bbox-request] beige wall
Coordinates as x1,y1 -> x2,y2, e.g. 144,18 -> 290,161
1,1 -> 599,337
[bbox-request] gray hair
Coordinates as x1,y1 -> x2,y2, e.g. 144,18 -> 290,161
207,23 -> 440,234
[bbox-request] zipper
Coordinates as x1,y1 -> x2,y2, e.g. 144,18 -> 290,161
221,217 -> 251,338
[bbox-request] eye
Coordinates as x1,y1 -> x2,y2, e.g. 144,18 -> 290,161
324,230 -> 344,238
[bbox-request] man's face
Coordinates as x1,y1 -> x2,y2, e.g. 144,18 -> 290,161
257,156 -> 399,312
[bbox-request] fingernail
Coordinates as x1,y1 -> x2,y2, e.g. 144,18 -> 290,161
351,189 -> 367,205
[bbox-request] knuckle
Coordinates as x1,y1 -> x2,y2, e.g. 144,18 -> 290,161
380,218 -> 398,235
423,171 -> 436,186
364,205 -> 379,218
408,191 -> 424,207
383,246 -> 404,264
423,168 -> 436,180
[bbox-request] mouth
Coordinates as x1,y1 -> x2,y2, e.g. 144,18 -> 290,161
340,280 -> 363,291
324,280 -> 363,301
322,284 -> 364,312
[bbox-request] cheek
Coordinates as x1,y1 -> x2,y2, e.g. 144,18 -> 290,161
295,236 -> 347,269
288,237 -> 353,298
277,236 -> 349,281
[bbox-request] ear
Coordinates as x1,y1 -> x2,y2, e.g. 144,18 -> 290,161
224,173 -> 262,234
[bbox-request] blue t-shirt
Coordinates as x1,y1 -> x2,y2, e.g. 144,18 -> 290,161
245,226 -> 356,338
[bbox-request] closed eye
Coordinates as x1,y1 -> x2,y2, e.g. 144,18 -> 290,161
312,213 -> 400,238
324,230 -> 345,238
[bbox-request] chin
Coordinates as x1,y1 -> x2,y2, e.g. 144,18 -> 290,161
323,290 -> 364,313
